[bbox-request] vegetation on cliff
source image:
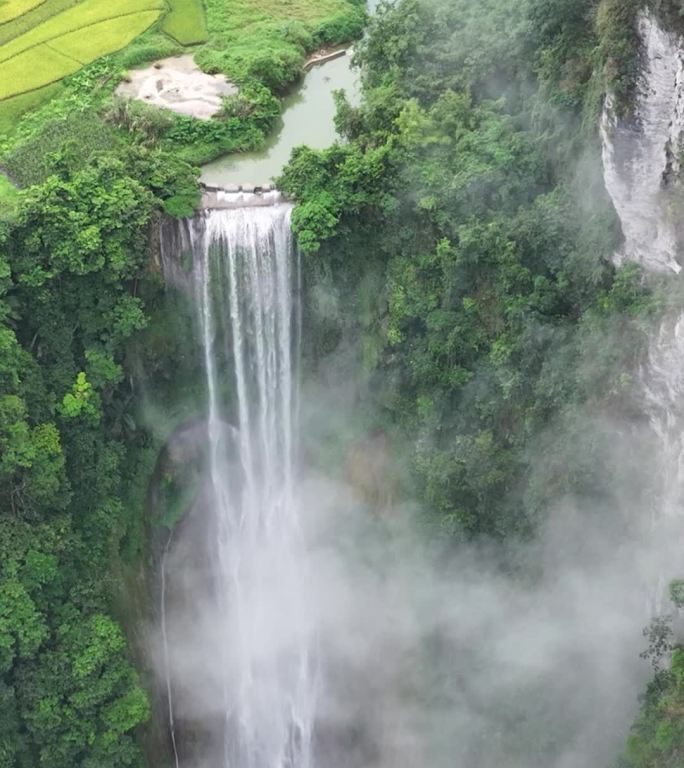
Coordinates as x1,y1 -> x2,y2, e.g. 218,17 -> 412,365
280,0 -> 655,540
0,155 -> 164,766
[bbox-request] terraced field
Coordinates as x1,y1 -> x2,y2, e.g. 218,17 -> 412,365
0,0 -> 167,101
0,0 -> 359,144
0,0 -> 45,24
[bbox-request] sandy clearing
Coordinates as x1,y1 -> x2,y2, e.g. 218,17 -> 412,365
116,54 -> 237,119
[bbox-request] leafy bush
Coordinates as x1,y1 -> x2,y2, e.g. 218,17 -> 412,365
220,81 -> 280,127
313,8 -> 366,46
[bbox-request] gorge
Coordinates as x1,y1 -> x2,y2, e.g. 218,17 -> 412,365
4,2 -> 684,768
150,9 -> 684,764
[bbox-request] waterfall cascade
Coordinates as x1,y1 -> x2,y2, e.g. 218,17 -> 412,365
161,195 -> 316,768
601,9 -> 684,273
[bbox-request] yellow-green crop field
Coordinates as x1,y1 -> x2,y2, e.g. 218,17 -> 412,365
0,0 -> 169,103
0,0 -> 45,24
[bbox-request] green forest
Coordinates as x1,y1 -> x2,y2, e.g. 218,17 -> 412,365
1,0 -> 684,765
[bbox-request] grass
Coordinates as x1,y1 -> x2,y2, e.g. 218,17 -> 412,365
0,0 -> 45,24
0,173 -> 18,220
3,109 -> 124,185
206,0 -> 360,28
203,0 -> 364,42
162,0 -> 206,45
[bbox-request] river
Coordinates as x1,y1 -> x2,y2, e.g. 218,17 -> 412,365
201,52 -> 360,188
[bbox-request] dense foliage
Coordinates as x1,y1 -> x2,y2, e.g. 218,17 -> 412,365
621,651 -> 684,768
280,3 -> 684,766
620,583 -> 684,768
280,0 -> 655,540
0,146 -> 185,766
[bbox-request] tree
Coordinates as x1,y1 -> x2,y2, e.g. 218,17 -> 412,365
18,614 -> 149,768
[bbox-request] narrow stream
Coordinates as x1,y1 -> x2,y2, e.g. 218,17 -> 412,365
201,52 -> 360,188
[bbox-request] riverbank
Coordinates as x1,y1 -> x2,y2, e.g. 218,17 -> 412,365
200,50 -> 359,188
0,0 -> 366,171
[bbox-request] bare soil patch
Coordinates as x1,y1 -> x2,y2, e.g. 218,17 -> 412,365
116,54 -> 237,120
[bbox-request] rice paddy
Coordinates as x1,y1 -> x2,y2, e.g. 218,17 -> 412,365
0,0 -> 46,25
0,0 -> 80,46
0,0 -> 172,109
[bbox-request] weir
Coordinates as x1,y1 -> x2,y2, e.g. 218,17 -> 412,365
200,188 -> 288,210
159,197 -> 316,768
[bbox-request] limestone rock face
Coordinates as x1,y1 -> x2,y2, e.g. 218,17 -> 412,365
601,10 -> 684,273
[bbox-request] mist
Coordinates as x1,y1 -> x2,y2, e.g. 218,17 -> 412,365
147,304 -> 684,768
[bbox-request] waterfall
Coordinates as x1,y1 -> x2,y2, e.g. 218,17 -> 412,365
600,9 -> 684,273
161,197 -> 316,768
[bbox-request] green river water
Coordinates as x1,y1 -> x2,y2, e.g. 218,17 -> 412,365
200,52 -> 360,188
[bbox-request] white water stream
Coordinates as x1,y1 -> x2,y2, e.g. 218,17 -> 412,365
162,201 -> 316,767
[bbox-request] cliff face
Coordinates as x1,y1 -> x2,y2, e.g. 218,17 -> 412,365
601,9 -> 684,273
